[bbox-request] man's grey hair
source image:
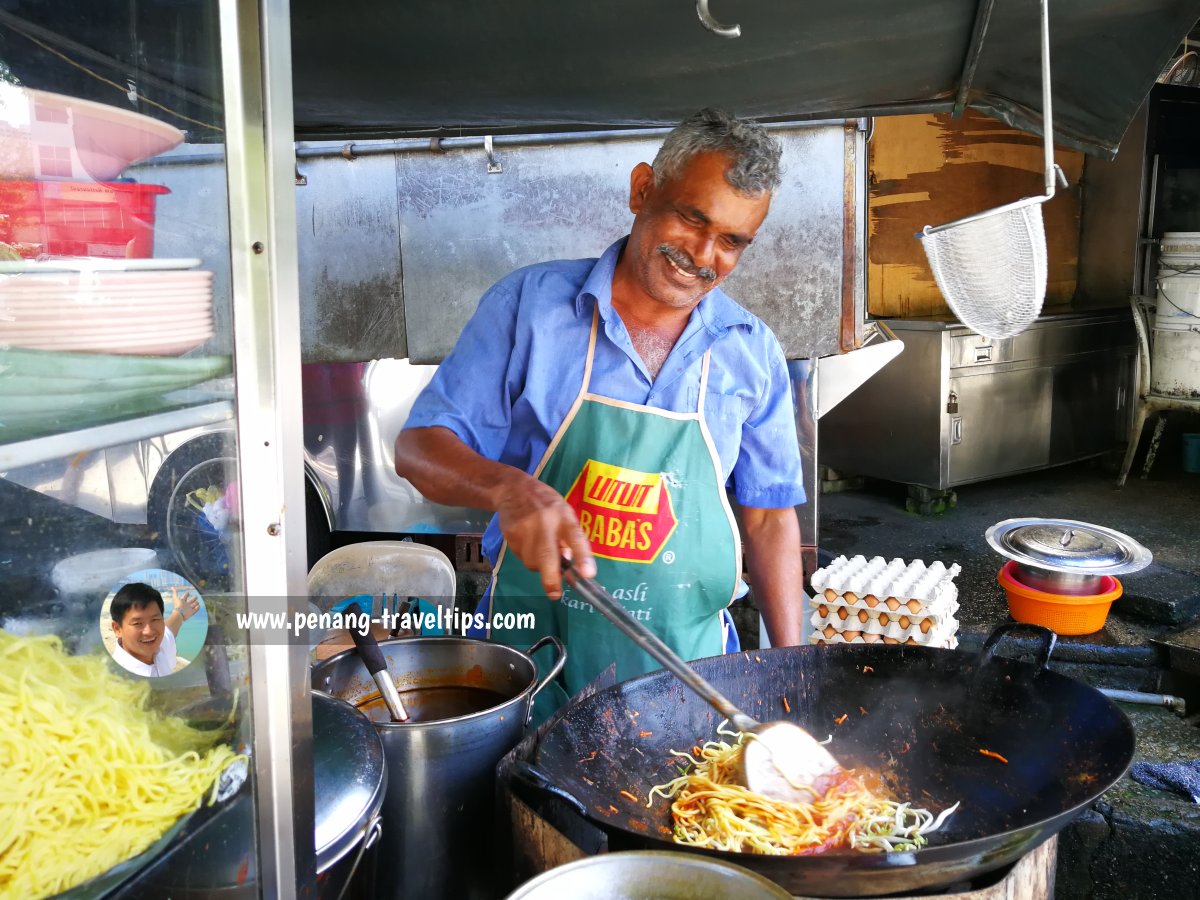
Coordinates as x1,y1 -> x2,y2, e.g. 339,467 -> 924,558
652,108 -> 783,195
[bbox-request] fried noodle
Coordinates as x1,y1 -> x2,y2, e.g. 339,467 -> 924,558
647,721 -> 958,855
0,630 -> 243,898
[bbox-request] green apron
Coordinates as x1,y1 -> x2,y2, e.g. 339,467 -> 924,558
488,307 -> 741,709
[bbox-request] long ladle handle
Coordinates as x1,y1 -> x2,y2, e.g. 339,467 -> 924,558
562,560 -> 758,731
350,625 -> 409,722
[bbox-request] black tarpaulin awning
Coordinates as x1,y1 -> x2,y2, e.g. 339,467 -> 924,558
0,0 -> 1197,156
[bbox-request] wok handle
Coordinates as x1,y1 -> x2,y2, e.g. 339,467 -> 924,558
509,759 -> 588,817
525,634 -> 567,702
561,559 -> 756,730
979,622 -> 1057,671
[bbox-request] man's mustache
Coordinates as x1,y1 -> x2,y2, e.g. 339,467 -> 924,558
658,244 -> 716,282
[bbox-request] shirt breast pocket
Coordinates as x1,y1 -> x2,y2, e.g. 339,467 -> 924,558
703,391 -> 755,424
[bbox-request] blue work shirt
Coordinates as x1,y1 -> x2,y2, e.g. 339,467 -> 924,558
405,237 -> 806,565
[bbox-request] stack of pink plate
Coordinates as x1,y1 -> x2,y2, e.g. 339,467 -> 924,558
0,258 -> 213,356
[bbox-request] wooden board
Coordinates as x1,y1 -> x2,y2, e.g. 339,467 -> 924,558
868,111 -> 1084,319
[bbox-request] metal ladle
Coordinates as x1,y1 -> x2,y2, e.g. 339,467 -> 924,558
349,623 -> 409,722
562,561 -> 842,803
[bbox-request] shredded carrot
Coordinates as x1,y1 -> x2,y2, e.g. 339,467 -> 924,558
608,804 -> 619,814
782,697 -> 791,713
862,666 -> 874,673
979,749 -> 1009,764
639,730 -> 653,738
579,751 -> 598,763
859,706 -> 868,716
835,713 -> 849,725
619,790 -> 639,803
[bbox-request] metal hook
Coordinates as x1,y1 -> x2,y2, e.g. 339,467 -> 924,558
696,0 -> 741,38
483,135 -> 502,174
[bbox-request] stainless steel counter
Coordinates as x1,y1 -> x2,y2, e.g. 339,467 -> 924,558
819,312 -> 1137,490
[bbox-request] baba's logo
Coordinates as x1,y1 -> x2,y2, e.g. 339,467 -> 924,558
564,460 -> 677,563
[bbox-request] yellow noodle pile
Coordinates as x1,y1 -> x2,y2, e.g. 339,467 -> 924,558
0,630 -> 241,898
647,722 -> 958,855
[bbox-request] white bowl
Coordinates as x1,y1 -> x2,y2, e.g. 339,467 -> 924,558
51,548 -> 159,597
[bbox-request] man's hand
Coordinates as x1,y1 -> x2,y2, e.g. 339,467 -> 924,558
170,586 -> 201,620
395,426 -> 595,599
164,586 -> 201,637
496,475 -> 595,599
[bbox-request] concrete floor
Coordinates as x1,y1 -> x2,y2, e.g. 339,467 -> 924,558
817,456 -> 1200,637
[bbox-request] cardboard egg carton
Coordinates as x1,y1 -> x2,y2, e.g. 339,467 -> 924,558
808,554 -> 961,649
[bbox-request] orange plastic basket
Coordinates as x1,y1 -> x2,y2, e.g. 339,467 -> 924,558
997,561 -> 1122,635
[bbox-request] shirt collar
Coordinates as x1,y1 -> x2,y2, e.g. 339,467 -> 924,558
113,639 -> 153,674
575,236 -> 755,335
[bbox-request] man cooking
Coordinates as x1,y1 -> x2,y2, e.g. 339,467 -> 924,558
395,108 -> 805,703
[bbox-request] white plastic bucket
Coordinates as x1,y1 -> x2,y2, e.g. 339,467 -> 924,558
1151,318 -> 1200,398
1157,232 -> 1200,320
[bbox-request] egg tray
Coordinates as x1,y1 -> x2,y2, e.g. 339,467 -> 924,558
809,605 -> 959,646
810,555 -> 962,614
809,629 -> 960,649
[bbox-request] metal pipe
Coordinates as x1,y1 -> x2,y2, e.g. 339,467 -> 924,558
147,119 -> 853,168
1040,0 -> 1057,196
1099,688 -> 1187,715
953,0 -> 997,117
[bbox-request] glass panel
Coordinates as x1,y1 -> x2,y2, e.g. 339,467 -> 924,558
0,5 -> 262,896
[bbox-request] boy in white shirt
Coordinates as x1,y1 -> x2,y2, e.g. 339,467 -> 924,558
109,582 -> 200,677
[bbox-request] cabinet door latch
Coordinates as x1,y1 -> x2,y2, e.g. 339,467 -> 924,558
946,391 -> 959,414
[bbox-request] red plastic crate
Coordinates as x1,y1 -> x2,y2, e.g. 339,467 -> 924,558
0,180 -> 170,259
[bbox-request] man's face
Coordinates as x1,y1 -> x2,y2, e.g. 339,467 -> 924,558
624,151 -> 771,310
112,601 -> 165,663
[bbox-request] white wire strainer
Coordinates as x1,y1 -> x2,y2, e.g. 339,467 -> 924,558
918,0 -> 1066,340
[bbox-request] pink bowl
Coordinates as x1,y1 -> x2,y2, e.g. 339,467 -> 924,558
0,87 -> 184,181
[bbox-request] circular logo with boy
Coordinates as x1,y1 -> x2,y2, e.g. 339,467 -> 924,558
100,570 -> 208,677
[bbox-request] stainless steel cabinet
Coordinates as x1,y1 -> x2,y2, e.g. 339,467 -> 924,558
820,312 -> 1136,490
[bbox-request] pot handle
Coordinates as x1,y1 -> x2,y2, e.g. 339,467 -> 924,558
525,635 -> 567,702
979,622 -> 1057,671
509,759 -> 588,817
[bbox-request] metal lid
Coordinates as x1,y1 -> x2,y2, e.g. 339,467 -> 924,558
986,518 -> 1152,576
313,690 -> 387,871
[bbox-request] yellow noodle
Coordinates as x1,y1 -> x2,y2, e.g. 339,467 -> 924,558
0,630 -> 242,898
647,722 -> 957,855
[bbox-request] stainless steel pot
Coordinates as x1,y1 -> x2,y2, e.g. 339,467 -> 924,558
311,635 -> 565,900
504,852 -> 794,900
132,691 -> 385,899
987,517 -> 1152,595
1012,563 -> 1105,595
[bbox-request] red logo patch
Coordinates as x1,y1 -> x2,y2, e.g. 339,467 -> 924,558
564,460 -> 677,563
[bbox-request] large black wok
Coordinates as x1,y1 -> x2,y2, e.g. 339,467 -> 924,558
514,625 -> 1135,897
